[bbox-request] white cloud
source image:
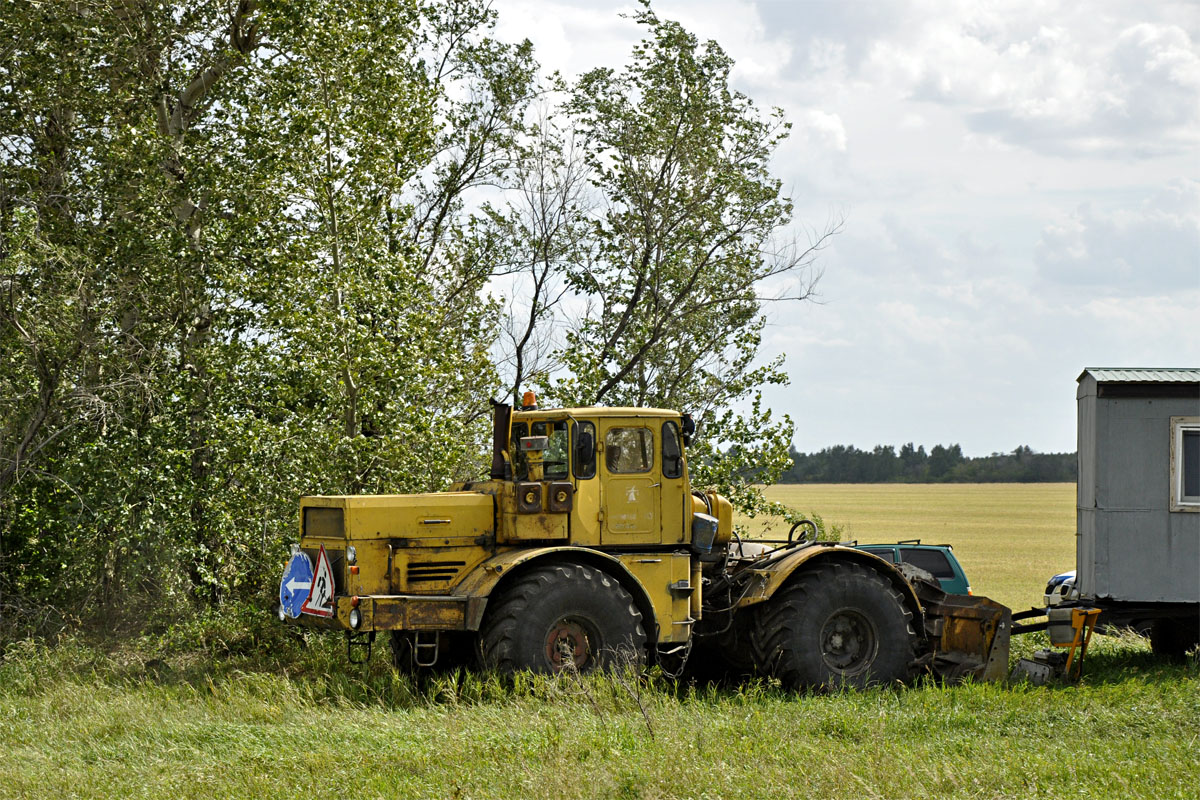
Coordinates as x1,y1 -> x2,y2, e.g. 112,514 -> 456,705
796,109 -> 847,152
863,7 -> 1200,156
490,0 -> 1200,455
1035,180 -> 1200,293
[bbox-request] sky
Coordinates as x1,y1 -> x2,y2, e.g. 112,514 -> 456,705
492,0 -> 1200,456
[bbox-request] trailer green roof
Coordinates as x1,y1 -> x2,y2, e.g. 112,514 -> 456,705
1079,368 -> 1200,383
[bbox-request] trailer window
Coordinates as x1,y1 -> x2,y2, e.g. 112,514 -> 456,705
1172,417 -> 1200,511
605,427 -> 654,474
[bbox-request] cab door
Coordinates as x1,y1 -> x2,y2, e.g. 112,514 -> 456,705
600,422 -> 661,545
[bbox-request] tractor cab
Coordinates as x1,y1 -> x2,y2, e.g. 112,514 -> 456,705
492,397 -> 722,550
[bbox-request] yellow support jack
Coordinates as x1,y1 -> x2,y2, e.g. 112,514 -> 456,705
1011,606 -> 1103,684
1048,607 -> 1103,680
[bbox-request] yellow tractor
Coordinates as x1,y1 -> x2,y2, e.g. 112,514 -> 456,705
277,398 -> 1010,688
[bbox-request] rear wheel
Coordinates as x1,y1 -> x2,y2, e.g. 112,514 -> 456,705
480,563 -> 647,673
751,561 -> 917,690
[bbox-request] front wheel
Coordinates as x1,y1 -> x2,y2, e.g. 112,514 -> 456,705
751,561 -> 917,690
479,563 -> 647,673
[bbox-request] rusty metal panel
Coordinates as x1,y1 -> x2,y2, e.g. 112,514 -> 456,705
366,595 -> 470,631
918,591 -> 1011,683
344,493 -> 494,541
391,543 -> 491,593
547,482 -> 573,513
516,482 -> 543,514
342,539 -> 390,596
304,506 -> 344,539
513,513 -> 568,541
496,483 -> 568,542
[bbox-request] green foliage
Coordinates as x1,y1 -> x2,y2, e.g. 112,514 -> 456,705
0,0 -> 530,630
500,3 -> 834,518
1,0 -> 827,630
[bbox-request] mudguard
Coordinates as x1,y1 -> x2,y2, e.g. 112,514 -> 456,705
733,543 -> 926,626
451,546 -> 659,634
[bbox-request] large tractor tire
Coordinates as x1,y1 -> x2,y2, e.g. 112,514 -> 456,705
479,563 -> 647,673
751,561 -> 917,690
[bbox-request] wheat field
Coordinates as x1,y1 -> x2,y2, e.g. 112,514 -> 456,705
738,483 -> 1077,612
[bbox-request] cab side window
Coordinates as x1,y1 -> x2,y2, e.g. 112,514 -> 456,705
662,422 -> 683,479
573,421 -> 597,479
604,427 -> 654,474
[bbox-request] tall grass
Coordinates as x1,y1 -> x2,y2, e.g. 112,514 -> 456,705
2,626 -> 1197,800
4,483 -> 1196,799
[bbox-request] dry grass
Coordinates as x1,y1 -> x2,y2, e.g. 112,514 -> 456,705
738,483 -> 1076,612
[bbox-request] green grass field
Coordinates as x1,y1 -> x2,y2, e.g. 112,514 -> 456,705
2,483 -> 1197,800
739,483 -> 1077,612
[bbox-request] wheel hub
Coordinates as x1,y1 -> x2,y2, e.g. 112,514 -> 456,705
820,608 -> 878,673
545,618 -> 592,670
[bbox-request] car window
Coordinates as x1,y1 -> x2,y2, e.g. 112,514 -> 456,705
901,549 -> 955,579
860,547 -> 896,562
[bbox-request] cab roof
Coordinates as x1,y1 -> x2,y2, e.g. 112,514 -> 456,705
511,406 -> 681,421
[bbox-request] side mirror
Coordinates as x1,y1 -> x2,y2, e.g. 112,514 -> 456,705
575,430 -> 595,468
681,413 -> 696,447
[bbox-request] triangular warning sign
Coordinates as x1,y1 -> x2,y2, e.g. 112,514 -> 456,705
301,544 -> 336,618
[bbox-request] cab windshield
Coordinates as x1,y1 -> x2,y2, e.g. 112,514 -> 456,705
510,418 -> 570,480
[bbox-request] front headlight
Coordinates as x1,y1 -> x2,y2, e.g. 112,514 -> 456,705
346,545 -> 357,565
349,608 -> 361,629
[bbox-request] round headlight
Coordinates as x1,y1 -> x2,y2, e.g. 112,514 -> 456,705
345,545 -> 357,565
349,608 -> 361,629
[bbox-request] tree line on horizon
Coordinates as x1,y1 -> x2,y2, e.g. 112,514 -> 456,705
779,443 -> 1077,483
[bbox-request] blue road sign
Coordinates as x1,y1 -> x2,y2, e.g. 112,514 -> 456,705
279,551 -> 314,619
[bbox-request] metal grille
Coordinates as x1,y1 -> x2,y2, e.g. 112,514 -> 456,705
406,560 -> 467,585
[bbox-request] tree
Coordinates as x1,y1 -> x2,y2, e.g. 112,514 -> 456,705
928,444 -> 964,480
0,0 -> 534,627
502,4 -> 837,515
1,0 -> 265,612
494,109 -> 593,405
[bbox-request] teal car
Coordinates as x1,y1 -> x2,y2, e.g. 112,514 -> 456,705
855,540 -> 972,595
